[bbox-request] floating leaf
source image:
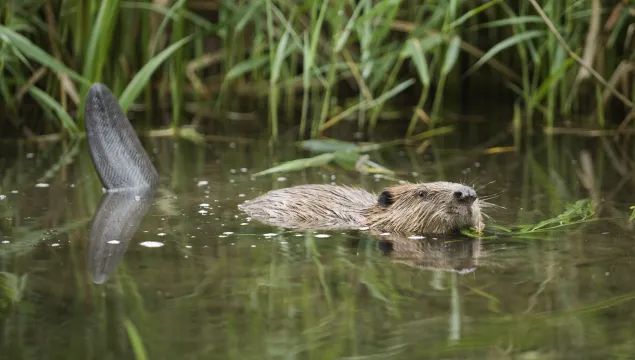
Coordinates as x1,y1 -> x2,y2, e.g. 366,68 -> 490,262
298,139 -> 360,153
252,153 -> 335,177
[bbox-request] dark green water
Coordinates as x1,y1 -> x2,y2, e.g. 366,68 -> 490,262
1,133 -> 635,359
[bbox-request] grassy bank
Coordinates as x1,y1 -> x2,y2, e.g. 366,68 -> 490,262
0,0 -> 633,140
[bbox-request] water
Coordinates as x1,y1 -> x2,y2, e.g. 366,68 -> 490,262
1,133 -> 635,359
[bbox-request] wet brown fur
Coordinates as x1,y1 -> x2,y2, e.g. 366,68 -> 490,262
239,182 -> 484,235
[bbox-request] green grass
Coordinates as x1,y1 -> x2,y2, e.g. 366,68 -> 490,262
0,1 -> 633,140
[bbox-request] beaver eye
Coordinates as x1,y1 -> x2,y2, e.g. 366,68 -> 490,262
417,190 -> 426,197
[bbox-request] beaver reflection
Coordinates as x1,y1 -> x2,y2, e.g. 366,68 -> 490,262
87,188 -> 155,284
374,232 -> 483,274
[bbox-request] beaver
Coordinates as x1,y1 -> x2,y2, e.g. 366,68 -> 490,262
239,182 -> 485,235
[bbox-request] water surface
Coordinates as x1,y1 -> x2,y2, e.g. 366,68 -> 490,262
1,133 -> 635,359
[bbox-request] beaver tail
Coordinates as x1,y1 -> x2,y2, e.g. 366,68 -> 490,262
84,83 -> 159,191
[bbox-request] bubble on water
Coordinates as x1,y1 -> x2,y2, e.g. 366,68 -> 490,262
263,233 -> 278,237
11,190 -> 18,194
359,227 -> 370,231
240,223 -> 248,225
277,177 -> 287,182
223,232 -> 234,235
408,235 -> 425,240
107,240 -> 121,244
200,203 -> 210,208
295,234 -> 303,237
158,233 -> 166,236
330,175 -> 336,180
35,183 -> 49,188
135,196 -> 141,201
251,245 -> 256,248
198,210 -> 208,215
218,235 -> 228,238
197,180 -> 208,186
140,241 -> 164,248
2,240 -> 10,244
0,195 -> 5,200
240,168 -> 248,173
26,153 -> 34,159
185,245 -> 192,249
51,243 -> 60,247
238,194 -> 246,197
230,169 -> 237,174
315,234 -> 330,238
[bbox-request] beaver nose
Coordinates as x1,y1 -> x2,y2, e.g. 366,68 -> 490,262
453,186 -> 477,204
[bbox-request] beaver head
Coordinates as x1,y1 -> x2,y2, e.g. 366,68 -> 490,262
365,182 -> 484,235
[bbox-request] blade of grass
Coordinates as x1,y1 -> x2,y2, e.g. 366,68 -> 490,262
0,25 -> 90,86
82,0 -> 120,83
448,0 -> 503,29
466,30 -> 544,77
28,86 -> 80,134
252,153 -> 335,177
123,318 -> 149,360
118,35 -> 194,112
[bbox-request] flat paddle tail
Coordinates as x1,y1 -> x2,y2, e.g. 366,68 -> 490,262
84,83 -> 160,191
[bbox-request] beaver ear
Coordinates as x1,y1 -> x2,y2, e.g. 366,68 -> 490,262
377,190 -> 393,208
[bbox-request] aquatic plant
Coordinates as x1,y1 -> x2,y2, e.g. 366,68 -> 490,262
0,0 -> 632,140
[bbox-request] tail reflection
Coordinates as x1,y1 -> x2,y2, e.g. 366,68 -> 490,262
87,188 -> 156,284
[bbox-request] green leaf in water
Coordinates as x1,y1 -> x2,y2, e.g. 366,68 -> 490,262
0,272 -> 28,303
630,206 -> 635,222
123,318 -> 149,360
252,153 -> 335,177
521,198 -> 594,233
297,139 -> 360,153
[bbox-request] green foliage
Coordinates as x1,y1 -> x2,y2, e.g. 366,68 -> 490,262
462,198 -> 596,238
0,1 -> 633,139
